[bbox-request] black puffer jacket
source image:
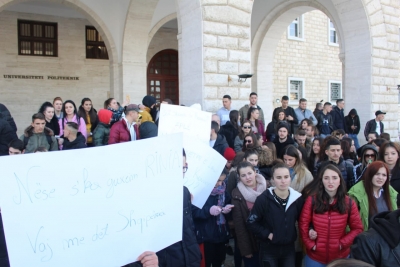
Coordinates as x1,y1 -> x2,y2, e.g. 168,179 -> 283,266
62,133 -> 87,150
351,210 -> 400,267
0,117 -> 18,156
219,121 -> 239,149
157,186 -> 201,267
0,104 -> 17,133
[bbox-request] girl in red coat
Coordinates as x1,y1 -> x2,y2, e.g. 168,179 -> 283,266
299,164 -> 363,267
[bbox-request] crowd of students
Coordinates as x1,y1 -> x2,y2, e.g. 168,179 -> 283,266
0,92 -> 399,267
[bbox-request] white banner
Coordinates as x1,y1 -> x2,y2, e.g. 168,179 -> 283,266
158,104 -> 226,208
0,134 -> 183,267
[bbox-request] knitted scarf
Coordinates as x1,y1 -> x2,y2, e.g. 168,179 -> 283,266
211,182 -> 226,225
237,174 -> 267,203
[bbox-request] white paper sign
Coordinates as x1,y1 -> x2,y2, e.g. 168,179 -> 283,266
158,104 -> 226,208
158,104 -> 211,146
0,134 -> 183,267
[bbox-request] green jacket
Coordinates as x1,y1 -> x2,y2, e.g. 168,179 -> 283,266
19,126 -> 58,153
348,181 -> 398,231
92,123 -> 110,146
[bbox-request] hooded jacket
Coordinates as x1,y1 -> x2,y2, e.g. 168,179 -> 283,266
212,134 -> 229,156
351,210 -> 400,267
19,126 -> 58,153
300,195 -> 363,264
247,187 -> 304,246
344,109 -> 360,135
62,132 -> 87,150
348,181 -> 398,230
93,123 -> 111,146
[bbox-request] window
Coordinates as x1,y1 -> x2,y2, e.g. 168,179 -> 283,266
86,26 -> 108,59
288,78 -> 305,104
18,20 -> 57,57
288,15 -> 304,41
328,19 -> 338,46
329,80 -> 342,101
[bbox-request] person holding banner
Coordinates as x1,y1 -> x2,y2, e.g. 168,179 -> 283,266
156,149 -> 202,267
192,172 -> 234,267
123,251 -> 159,267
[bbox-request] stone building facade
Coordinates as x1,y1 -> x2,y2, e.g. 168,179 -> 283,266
0,0 -> 398,141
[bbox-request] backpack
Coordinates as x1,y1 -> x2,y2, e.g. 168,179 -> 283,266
23,135 -> 53,149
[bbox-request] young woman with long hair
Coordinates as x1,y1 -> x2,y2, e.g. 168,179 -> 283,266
354,145 -> 379,183
299,164 -> 363,266
341,137 -> 359,165
247,107 -> 265,141
307,137 -> 323,174
53,97 -> 63,120
242,133 -> 259,152
104,97 -> 129,126
58,100 -> 87,143
247,162 -> 304,267
266,108 -> 289,142
78,98 -> 98,147
378,141 -> 400,207
231,161 -> 267,267
282,145 -> 313,192
38,102 -> 60,136
234,120 -> 253,152
348,161 -> 397,230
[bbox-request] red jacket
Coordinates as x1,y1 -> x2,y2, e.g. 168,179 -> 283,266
108,119 -> 140,144
299,196 -> 363,264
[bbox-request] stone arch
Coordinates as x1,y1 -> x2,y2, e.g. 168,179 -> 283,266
0,0 -> 119,96
148,13 -> 178,47
252,0 -> 373,134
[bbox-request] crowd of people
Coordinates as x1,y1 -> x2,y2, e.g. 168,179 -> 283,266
0,92 -> 399,267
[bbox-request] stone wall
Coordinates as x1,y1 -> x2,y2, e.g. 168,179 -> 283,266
0,11 -> 110,136
272,10 -> 342,111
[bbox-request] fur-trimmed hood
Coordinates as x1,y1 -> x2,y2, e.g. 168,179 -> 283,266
23,126 -> 54,137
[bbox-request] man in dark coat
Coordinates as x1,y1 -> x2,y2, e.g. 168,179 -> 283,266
364,110 -> 385,141
0,116 -> 17,156
273,123 -> 295,158
316,102 -> 334,138
0,103 -> 17,133
272,96 -> 298,136
330,99 -> 346,131
62,122 -> 87,150
351,209 -> 400,267
210,121 -> 228,156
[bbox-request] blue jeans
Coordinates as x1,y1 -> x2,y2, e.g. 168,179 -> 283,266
260,243 -> 295,267
242,252 -> 260,267
305,255 -> 326,267
348,134 -> 360,150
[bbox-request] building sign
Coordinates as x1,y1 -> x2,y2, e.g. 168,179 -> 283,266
3,75 -> 79,80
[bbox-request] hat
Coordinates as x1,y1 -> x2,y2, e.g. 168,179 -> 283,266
375,110 -> 386,116
277,122 -> 289,132
125,104 -> 139,112
97,109 -> 113,124
142,95 -> 157,108
224,148 -> 236,161
359,144 -> 378,156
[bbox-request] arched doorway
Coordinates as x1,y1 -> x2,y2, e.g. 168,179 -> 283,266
147,49 -> 179,104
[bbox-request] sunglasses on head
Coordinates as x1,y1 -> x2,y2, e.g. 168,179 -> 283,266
243,126 -> 251,129
364,154 -> 375,158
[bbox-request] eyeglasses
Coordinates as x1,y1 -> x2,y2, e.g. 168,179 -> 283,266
183,166 -> 188,173
242,126 -> 251,129
364,154 -> 375,158
245,140 -> 252,143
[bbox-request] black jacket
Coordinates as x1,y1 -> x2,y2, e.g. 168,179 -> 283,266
316,112 -> 334,134
0,214 -> 10,267
331,106 -> 346,131
139,121 -> 158,139
0,117 -> 18,156
213,134 -> 228,156
157,187 -> 201,267
0,103 -> 17,133
46,117 -> 60,136
351,210 -> 400,267
219,121 -> 239,149
192,189 -> 231,244
247,188 -> 304,245
344,113 -> 360,135
272,107 -> 298,135
273,135 -> 295,159
62,133 -> 87,150
364,119 -> 384,141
